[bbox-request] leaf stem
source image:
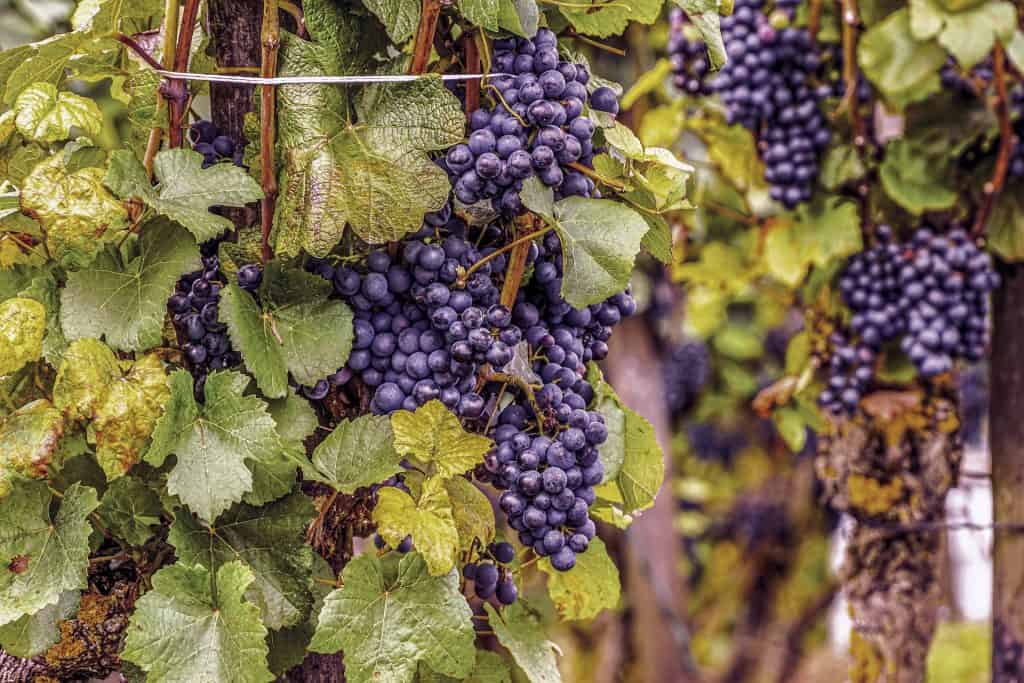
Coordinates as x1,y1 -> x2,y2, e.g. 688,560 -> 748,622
278,0 -> 308,39
166,0 -> 201,148
567,161 -> 626,191
834,0 -> 865,145
461,223 -> 552,284
565,29 -> 627,56
973,42 -> 1014,237
260,0 -> 281,264
463,31 -> 481,115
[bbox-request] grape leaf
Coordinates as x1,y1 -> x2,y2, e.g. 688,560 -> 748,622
444,476 -> 496,553
878,138 -> 957,214
585,363 -> 664,515
641,214 -> 673,264
273,35 -> 456,255
122,561 -> 273,683
97,475 -> 163,546
858,8 -> 945,108
498,0 -> 539,37
17,269 -> 69,364
373,480 -> 461,576
362,0 -> 421,42
20,153 -> 128,268
558,0 -> 662,38
522,186 -> 648,309
484,602 -> 562,683
220,263 -> 354,397
14,83 -> 102,144
267,389 -> 318,448
458,0 -> 501,30
91,353 -> 170,479
146,370 -> 291,523
538,538 -> 620,620
419,651 -> 513,683
762,197 -> 863,286
391,400 -> 493,478
908,0 -> 1015,69
311,414 -> 403,493
673,1 -> 727,68
989,183 -> 1024,262
0,297 -> 45,376
60,218 -> 201,352
310,552 -> 475,683
53,338 -> 121,422
169,492 -> 315,630
3,34 -> 85,105
0,590 -> 79,658
0,400 -> 65,499
0,481 -> 98,626
105,149 -> 264,243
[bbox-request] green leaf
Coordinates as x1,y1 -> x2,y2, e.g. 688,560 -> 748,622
14,84 -> 102,144
169,492 -> 316,630
685,117 -> 764,192
146,370 -> 292,524
459,0 -> 501,30
273,36 -> 456,255
60,219 -> 201,352
106,149 -> 264,243
988,183 -> 1024,262
391,400 -> 493,478
373,480 -> 461,576
0,400 -> 65,499
3,34 -> 85,106
444,476 -> 496,553
122,561 -> 273,683
18,269 -> 69,365
310,552 -> 475,683
484,602 -> 562,683
559,0 -> 662,38
1005,30 -> 1024,75
641,214 -> 673,264
97,476 -> 163,546
267,389 -> 318,448
0,297 -> 45,376
0,590 -> 79,658
908,0 -> 1015,69
713,324 -> 763,360
878,138 -> 956,214
0,481 -> 98,626
20,153 -> 128,267
772,407 -> 807,452
312,414 -> 403,493
522,192 -> 648,309
858,8 -> 946,108
498,0 -> 539,37
820,144 -> 867,190
362,0 -> 421,42
677,3 -> 727,69
762,197 -> 863,286
538,537 -> 620,620
419,650 -> 513,683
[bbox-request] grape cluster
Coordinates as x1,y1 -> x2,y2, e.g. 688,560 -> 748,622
667,8 -> 712,96
442,28 -> 618,213
939,57 -> 992,99
821,225 -> 998,414
463,541 -> 518,604
1008,86 -> 1024,179
712,0 -> 830,208
664,339 -> 711,417
189,120 -> 244,168
168,250 -> 251,400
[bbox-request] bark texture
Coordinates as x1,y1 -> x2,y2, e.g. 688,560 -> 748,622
991,262 -> 1024,681
816,390 -> 961,683
605,316 -> 701,683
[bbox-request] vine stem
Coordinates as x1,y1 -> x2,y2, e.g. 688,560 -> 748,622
278,0 -> 308,38
500,215 -> 543,308
166,0 -> 201,148
564,28 -> 627,56
409,0 -> 442,75
461,224 -> 553,283
463,32 -> 480,115
972,42 -> 1014,238
567,161 -> 626,190
259,0 -> 281,264
808,0 -> 823,43
836,0 -> 865,144
140,0 -> 180,177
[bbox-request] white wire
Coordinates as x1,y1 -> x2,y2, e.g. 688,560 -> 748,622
154,69 -> 508,85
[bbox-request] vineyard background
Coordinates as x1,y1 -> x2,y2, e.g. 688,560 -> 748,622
0,0 -> 1014,680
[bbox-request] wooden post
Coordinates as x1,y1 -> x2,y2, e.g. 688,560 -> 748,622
991,261 -> 1024,681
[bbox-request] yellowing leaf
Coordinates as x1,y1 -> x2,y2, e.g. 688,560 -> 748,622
0,400 -> 64,498
373,480 -> 460,576
0,297 -> 45,376
538,538 -> 620,620
14,83 -> 102,143
444,476 -> 495,553
391,400 -> 492,478
20,154 -> 128,267
53,337 -> 122,422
